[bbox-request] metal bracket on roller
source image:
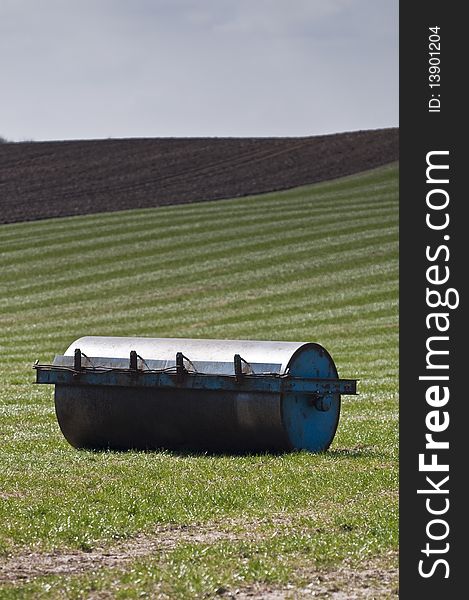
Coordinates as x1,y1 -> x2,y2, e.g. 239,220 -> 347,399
234,354 -> 253,382
175,352 -> 196,379
73,349 -> 94,374
130,350 -> 138,372
176,352 -> 185,378
34,360 -> 357,396
74,348 -> 82,371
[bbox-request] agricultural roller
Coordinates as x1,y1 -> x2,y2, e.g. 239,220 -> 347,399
34,337 -> 357,453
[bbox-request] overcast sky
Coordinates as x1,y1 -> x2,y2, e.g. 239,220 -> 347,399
1,0 -> 398,141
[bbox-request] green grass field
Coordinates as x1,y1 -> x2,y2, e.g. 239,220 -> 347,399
0,163 -> 398,598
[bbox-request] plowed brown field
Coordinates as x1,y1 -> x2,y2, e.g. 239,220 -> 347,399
0,128 -> 397,224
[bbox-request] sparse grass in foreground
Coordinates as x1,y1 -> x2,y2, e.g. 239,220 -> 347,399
0,164 -> 398,597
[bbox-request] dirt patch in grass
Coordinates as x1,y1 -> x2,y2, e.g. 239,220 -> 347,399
0,492 -> 26,500
0,514 -> 398,599
222,552 -> 398,599
0,523 -> 235,584
0,517 -> 398,599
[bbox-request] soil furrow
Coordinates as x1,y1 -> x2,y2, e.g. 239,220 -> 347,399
0,129 -> 398,224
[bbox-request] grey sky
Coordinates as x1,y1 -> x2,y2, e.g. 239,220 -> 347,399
1,0 -> 398,141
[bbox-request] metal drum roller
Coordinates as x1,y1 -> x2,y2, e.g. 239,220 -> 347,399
35,337 -> 357,453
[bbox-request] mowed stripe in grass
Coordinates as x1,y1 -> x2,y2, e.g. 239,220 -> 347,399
0,165 -> 397,342
0,163 -> 398,597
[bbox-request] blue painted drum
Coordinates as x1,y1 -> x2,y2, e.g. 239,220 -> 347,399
35,337 -> 353,453
282,343 -> 340,452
